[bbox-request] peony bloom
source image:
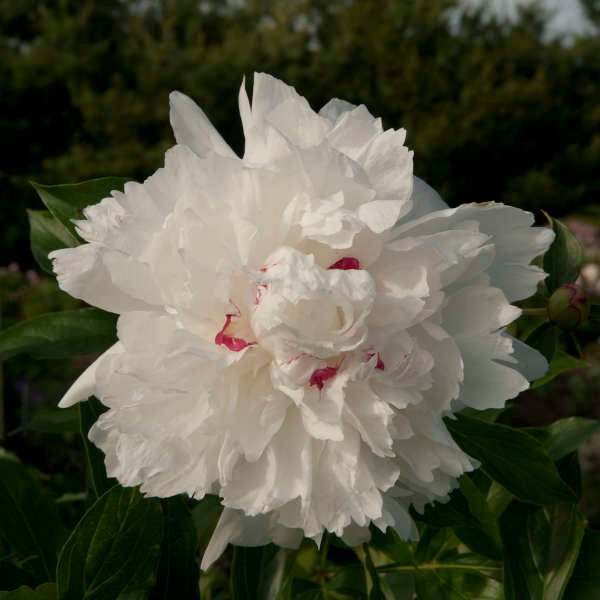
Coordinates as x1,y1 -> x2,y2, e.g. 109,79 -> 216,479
51,73 -> 554,568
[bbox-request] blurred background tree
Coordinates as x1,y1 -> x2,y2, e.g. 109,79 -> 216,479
2,0 -> 600,267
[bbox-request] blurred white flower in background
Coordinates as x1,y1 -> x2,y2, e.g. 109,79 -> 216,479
50,73 -> 554,568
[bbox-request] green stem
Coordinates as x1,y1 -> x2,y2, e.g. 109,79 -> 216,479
521,307 -> 548,317
570,332 -> 584,359
376,561 -> 501,574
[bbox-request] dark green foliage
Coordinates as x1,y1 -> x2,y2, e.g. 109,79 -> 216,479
0,455 -> 66,583
501,502 -> 585,600
564,529 -> 600,598
0,584 -> 57,600
526,322 -> 558,362
231,545 -> 279,600
150,497 -> 200,600
78,397 -> 116,500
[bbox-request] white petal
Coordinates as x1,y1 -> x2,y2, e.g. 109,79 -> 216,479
169,91 -> 236,159
358,199 -> 407,234
500,335 -> 549,382
400,176 -> 448,222
58,342 -> 123,407
50,245 -> 155,313
201,507 -> 241,570
319,97 -> 356,122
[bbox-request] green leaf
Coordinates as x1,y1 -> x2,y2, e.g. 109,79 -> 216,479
416,475 -> 502,559
357,545 -> 386,600
0,455 -> 66,582
13,405 -> 80,436
458,407 -> 505,423
231,545 -> 278,600
150,497 -> 200,600
369,525 -> 415,565
79,398 -> 116,500
414,569 -> 503,600
530,351 -> 589,389
501,502 -> 585,600
0,584 -> 57,600
486,482 -> 513,518
542,211 -> 584,294
525,322 -> 558,363
31,178 -> 130,240
458,475 -> 503,559
378,572 -> 415,600
326,564 -> 369,598
27,210 -> 78,274
525,417 -> 600,460
0,309 -> 117,361
564,529 -> 600,599
445,414 -> 577,504
191,495 -> 223,560
288,579 -> 323,600
56,486 -> 163,600
590,305 -> 600,321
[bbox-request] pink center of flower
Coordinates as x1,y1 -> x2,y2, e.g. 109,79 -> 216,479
309,366 -> 339,390
328,257 -> 361,270
368,352 -> 385,371
215,307 -> 257,352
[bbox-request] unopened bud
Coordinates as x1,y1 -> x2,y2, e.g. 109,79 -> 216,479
547,284 -> 590,330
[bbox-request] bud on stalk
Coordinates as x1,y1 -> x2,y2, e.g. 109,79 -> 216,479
547,283 -> 589,330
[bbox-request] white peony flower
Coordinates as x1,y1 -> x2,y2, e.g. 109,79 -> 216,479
50,73 -> 554,569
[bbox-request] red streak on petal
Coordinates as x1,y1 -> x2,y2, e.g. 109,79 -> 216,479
309,366 -> 338,390
367,352 -> 385,371
255,283 -> 268,304
328,257 -> 361,270
215,314 -> 256,352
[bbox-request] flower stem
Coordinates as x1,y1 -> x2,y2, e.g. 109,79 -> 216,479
570,332 -> 584,358
376,561 -> 502,573
520,307 -> 548,317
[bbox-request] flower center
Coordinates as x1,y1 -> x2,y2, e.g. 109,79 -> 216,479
328,257 -> 361,270
309,366 -> 339,390
215,303 -> 257,352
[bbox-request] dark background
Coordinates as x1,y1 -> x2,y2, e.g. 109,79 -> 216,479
2,0 -> 600,268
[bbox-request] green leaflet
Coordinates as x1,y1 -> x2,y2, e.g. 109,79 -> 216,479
27,210 -> 78,274
56,486 -> 163,600
501,502 -> 585,600
0,308 -> 117,362
542,212 -> 583,294
445,414 -> 576,504
0,455 -> 66,583
31,178 -> 130,241
530,351 -> 589,389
